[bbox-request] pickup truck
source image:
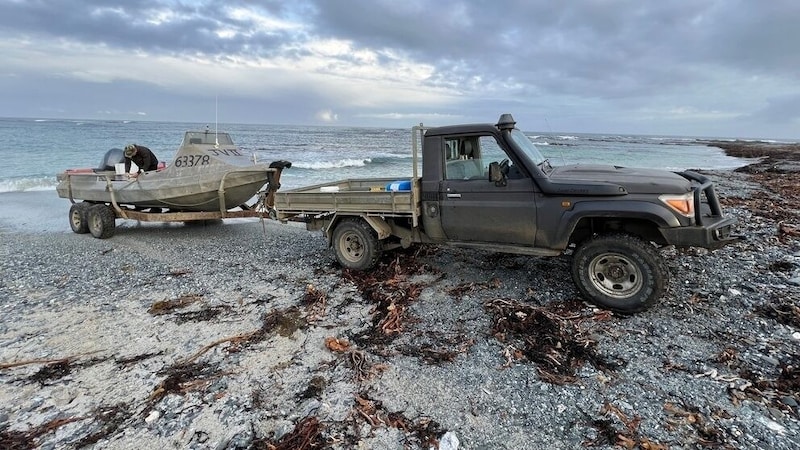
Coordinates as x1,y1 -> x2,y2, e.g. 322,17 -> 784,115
274,114 -> 737,313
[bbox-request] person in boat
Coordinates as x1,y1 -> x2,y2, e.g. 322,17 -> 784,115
124,144 -> 159,178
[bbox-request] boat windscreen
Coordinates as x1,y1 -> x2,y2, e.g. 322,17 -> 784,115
183,131 -> 234,145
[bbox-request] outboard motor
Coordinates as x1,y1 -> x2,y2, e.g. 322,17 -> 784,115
97,148 -> 125,171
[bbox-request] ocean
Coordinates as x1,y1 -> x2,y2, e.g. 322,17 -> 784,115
0,117 -> 767,193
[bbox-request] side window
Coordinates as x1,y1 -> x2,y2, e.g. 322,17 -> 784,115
478,136 -> 506,173
479,135 -> 525,179
444,136 -> 488,180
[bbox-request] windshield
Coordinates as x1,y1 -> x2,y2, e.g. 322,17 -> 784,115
509,129 -> 546,166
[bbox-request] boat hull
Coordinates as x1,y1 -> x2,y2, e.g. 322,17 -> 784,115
57,168 -> 272,211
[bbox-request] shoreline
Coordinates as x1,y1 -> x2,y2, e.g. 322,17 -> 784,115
702,141 -> 800,221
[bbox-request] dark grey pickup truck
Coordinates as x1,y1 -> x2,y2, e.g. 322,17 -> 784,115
274,114 -> 737,312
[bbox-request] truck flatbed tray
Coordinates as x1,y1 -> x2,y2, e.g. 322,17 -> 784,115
275,177 -> 420,218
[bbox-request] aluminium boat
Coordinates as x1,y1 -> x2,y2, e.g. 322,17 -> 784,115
57,130 -> 290,213
57,129 -> 291,239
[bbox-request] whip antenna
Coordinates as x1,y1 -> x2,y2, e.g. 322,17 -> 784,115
545,117 -> 566,166
214,95 -> 219,148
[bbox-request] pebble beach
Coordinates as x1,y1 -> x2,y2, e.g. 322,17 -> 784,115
1,142 -> 799,449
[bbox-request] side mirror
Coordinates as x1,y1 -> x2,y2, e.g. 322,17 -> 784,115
489,162 -> 507,186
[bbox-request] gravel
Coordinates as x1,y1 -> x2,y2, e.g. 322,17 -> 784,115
0,167 -> 798,449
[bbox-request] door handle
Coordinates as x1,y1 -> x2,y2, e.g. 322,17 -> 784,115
446,193 -> 462,198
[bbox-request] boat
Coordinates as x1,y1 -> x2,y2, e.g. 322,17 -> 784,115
57,129 -> 291,238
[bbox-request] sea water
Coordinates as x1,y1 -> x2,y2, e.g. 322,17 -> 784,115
0,117 -> 762,193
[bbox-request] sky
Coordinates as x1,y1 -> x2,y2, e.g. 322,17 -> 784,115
0,0 -> 798,139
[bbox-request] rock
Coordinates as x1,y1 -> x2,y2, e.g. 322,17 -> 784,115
272,420 -> 295,441
781,396 -> 798,408
144,410 -> 161,424
437,431 -> 459,450
224,426 -> 254,449
760,355 -> 780,367
50,386 -> 78,407
768,407 -> 784,419
762,417 -> 787,435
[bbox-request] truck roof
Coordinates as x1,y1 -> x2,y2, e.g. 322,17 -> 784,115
424,122 -> 501,136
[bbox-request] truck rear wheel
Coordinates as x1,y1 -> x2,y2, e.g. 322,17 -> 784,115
69,202 -> 92,234
332,218 -> 382,270
88,204 -> 116,239
571,233 -> 668,313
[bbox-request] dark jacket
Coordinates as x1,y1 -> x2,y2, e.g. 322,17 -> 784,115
125,145 -> 159,173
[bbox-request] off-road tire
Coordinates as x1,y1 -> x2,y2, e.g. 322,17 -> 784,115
69,202 -> 92,234
571,233 -> 669,313
332,218 -> 382,270
88,204 -> 116,239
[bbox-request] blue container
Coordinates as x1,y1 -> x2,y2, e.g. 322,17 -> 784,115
386,180 -> 412,192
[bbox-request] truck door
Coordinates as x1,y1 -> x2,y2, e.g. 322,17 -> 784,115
439,135 -> 538,244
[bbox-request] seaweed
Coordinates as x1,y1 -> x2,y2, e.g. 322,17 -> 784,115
664,402 -> 736,449
147,361 -> 224,408
485,299 -> 621,384
115,351 -> 164,367
148,294 -> 203,315
174,306 -> 229,324
72,403 -> 132,448
754,295 -> 800,328
302,284 -> 327,322
346,350 -> 388,383
584,402 -> 667,449
396,336 -> 476,365
0,416 -> 88,450
344,254 -> 427,343
297,376 -> 328,400
25,355 -> 109,386
0,403 -> 132,450
252,416 -> 326,450
28,360 -> 71,386
352,393 -> 445,449
447,277 -> 501,298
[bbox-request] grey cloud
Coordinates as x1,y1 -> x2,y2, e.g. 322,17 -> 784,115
0,0 -> 295,56
0,0 -> 798,137
746,94 -> 800,124
308,0 -> 799,100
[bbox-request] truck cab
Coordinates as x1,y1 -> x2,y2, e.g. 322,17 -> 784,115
420,115 -> 545,249
420,114 -> 734,253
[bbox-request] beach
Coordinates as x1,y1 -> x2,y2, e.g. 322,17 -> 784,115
1,143 -> 799,449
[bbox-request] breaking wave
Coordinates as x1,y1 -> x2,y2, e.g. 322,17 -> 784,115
291,158 -> 372,170
0,177 -> 57,193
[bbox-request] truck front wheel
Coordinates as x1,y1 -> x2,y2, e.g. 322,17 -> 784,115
571,233 -> 669,313
332,218 -> 382,270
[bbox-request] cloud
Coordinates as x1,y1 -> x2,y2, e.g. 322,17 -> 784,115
0,0 -> 798,137
316,109 -> 338,122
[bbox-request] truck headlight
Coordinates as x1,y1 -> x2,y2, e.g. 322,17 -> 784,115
659,193 -> 695,218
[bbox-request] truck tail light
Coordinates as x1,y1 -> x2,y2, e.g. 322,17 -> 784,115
659,193 -> 695,218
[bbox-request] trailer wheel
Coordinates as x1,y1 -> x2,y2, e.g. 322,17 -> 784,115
69,202 -> 92,234
332,218 -> 382,270
88,204 -> 116,239
571,233 -> 668,313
